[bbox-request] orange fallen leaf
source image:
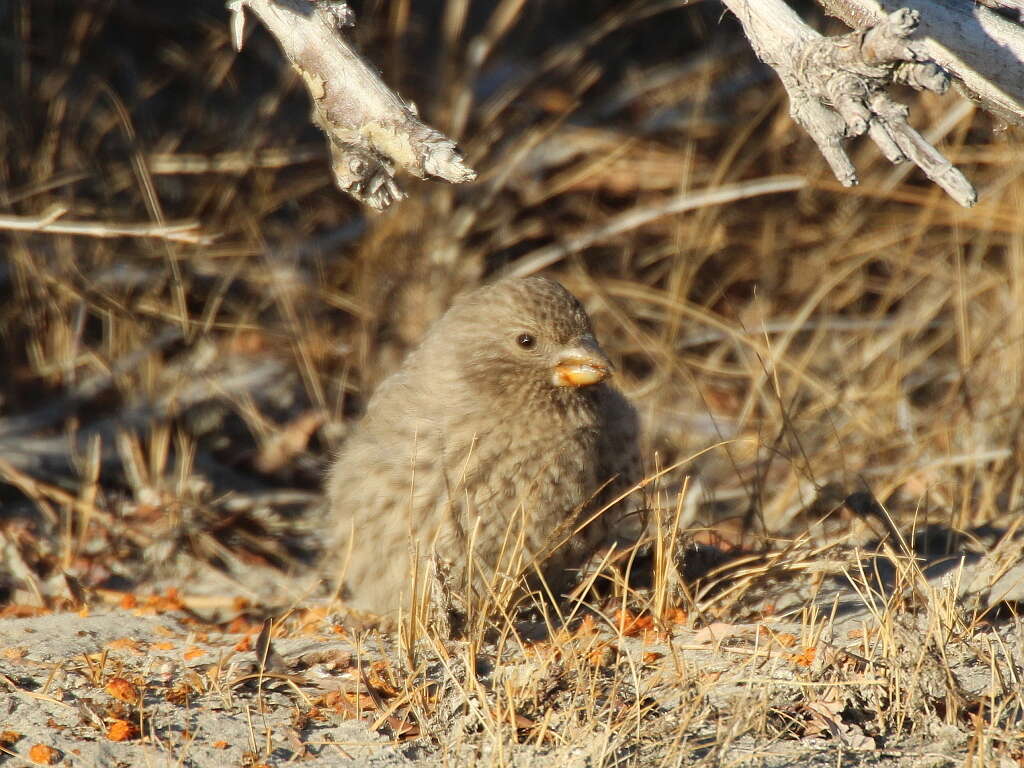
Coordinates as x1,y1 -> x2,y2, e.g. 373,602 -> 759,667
574,614 -> 598,636
119,593 -> 138,610
105,677 -> 140,705
774,633 -> 798,648
613,608 -> 636,632
165,682 -> 197,706
588,643 -> 616,666
614,609 -> 655,637
28,744 -> 60,764
0,731 -> 21,746
135,589 -> 186,615
522,642 -> 562,661
234,636 -> 253,652
212,740 -> 230,749
320,690 -> 377,715
106,637 -> 143,653
847,627 -> 877,639
294,605 -> 329,633
183,648 -> 206,661
367,661 -> 401,697
663,607 -> 688,625
787,646 -> 817,667
643,652 -> 664,664
0,605 -> 50,619
106,720 -> 139,742
152,641 -> 176,651
226,616 -> 255,634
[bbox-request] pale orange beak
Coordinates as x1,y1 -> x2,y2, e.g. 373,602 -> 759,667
552,341 -> 611,388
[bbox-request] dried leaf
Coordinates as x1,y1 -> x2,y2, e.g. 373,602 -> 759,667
106,720 -> 139,742
28,744 -> 60,765
787,647 -> 817,667
105,678 -> 140,705
0,731 -> 21,747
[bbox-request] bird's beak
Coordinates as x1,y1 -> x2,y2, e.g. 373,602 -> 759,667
552,339 -> 612,388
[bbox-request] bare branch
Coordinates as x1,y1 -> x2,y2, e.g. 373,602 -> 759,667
816,0 -> 1024,126
227,0 -> 476,210
974,0 -> 1024,21
722,0 -> 978,207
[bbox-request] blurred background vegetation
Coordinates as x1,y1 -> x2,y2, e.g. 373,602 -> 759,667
2,0 -> 1023,609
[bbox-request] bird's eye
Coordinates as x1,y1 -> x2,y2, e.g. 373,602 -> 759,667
516,333 -> 536,349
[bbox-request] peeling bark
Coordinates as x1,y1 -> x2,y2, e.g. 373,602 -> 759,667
723,0 -> 978,207
816,0 -> 1024,126
227,0 -> 476,211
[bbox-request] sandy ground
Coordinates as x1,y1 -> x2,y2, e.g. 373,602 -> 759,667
1,551 -> 1021,768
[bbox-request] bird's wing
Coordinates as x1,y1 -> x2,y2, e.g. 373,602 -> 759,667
596,385 -> 645,541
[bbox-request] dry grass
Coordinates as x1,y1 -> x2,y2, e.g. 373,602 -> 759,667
2,0 -> 1024,765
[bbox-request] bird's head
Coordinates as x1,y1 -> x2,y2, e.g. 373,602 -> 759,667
437,277 -> 613,404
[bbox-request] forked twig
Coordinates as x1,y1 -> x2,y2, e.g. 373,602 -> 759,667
723,1 -> 978,207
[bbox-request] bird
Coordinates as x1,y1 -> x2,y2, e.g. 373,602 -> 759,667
325,276 -> 641,619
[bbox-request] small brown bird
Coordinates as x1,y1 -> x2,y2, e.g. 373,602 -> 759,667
326,277 -> 640,618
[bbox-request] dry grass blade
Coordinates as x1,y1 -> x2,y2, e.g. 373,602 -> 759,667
0,205 -> 216,245
504,175 -> 807,277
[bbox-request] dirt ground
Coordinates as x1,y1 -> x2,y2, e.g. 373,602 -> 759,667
1,545 -> 1022,767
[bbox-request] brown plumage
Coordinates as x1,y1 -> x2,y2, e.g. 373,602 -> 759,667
325,276 -> 641,617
